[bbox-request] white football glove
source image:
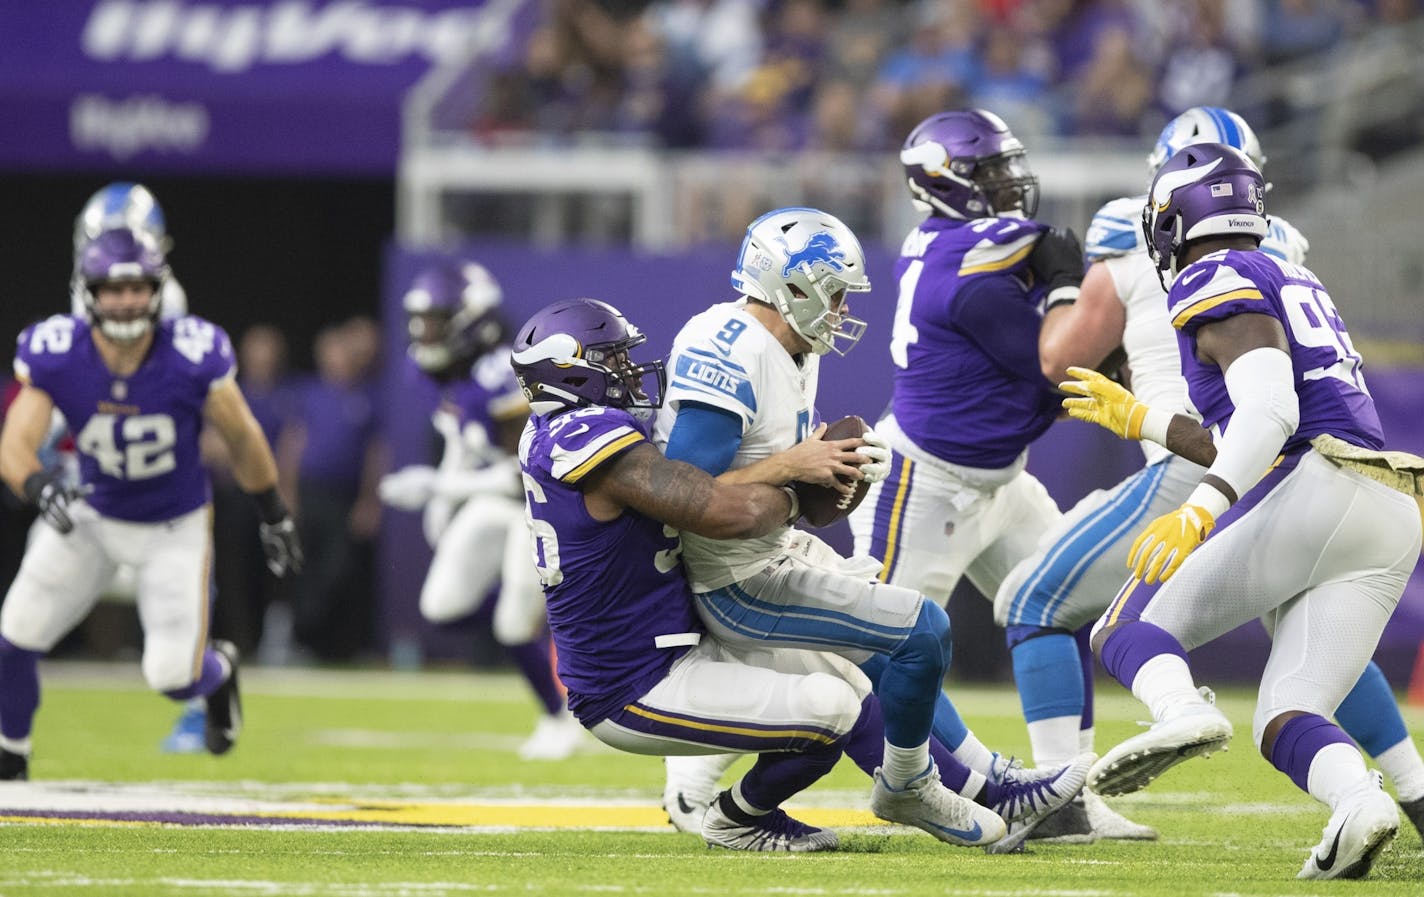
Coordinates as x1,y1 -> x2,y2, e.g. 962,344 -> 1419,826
858,427 -> 892,484
378,465 -> 438,511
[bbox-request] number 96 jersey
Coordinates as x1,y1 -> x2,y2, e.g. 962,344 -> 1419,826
13,314 -> 235,522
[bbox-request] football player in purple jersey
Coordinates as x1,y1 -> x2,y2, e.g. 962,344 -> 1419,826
512,296 -> 885,851
845,110 -> 1095,846
0,228 -> 302,781
1064,143 -> 1422,880
1001,105 -> 1424,843
379,261 -> 583,760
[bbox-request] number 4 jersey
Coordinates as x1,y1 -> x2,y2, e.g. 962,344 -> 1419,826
1168,250 -> 1384,452
13,314 -> 236,522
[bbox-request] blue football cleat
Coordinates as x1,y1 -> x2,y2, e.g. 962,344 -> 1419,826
161,704 -> 207,754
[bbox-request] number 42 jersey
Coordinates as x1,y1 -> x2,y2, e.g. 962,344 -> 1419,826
13,314 -> 236,523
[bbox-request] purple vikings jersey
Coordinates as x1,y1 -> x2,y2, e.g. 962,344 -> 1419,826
13,314 -> 234,522
889,216 -> 1061,467
1169,250 -> 1383,452
519,405 -> 701,726
437,347 -> 527,443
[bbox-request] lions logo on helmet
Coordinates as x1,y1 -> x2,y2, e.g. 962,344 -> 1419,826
731,207 -> 871,357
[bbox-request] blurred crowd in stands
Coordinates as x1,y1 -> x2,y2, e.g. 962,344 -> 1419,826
472,0 -> 1420,152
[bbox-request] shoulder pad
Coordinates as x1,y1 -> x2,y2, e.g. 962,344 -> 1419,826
958,217 -> 1041,277
1261,216 -> 1310,266
546,406 -> 647,484
1166,255 -> 1268,330
1085,196 -> 1146,262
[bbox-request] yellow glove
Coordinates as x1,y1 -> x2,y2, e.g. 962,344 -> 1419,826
1060,366 -> 1150,440
1128,503 -> 1216,584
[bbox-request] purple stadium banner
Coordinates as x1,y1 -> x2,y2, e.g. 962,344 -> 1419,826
380,241 -> 1424,684
0,0 -> 536,174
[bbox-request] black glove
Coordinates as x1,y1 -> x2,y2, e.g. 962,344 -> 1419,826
250,487 -> 303,577
23,471 -> 83,534
259,517 -> 303,577
1029,227 -> 1084,310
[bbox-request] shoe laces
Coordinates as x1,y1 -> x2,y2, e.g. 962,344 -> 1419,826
989,752 -> 1024,785
996,765 -> 1067,817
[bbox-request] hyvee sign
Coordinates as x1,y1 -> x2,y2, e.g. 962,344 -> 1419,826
0,0 -> 534,173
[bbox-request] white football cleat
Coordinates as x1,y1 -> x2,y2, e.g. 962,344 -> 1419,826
663,754 -> 737,833
1083,789 -> 1158,840
517,710 -> 586,761
1089,695 -> 1232,797
985,752 -> 1096,854
1298,771 -> 1398,880
702,794 -> 839,852
870,764 -> 1006,847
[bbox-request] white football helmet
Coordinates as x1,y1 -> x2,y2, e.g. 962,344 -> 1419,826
730,207 -> 871,356
1148,107 -> 1264,173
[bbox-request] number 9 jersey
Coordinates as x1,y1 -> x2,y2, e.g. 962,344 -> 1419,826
13,314 -> 236,522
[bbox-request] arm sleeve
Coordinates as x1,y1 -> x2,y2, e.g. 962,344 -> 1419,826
1205,346 -> 1299,500
950,276 -> 1052,386
662,401 -> 744,476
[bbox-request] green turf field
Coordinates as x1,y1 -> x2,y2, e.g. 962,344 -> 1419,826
1,662 -> 1421,896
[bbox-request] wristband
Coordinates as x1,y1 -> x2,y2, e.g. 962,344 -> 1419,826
1139,407 -> 1173,446
1185,481 -> 1232,519
781,485 -> 800,525
250,486 -> 289,525
1044,286 -> 1079,312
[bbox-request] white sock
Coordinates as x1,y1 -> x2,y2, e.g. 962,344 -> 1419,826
0,735 -> 31,756
1305,742 -> 1371,810
730,780 -> 769,816
1129,654 -> 1204,722
1026,715 -> 1080,768
1079,725 -> 1095,754
958,769 -> 988,800
881,740 -> 932,790
666,753 -> 739,798
1375,739 -> 1424,802
950,731 -> 996,776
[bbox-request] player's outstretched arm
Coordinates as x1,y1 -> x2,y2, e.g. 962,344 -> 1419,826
718,423 -> 863,495
0,384 -> 54,498
585,442 -> 795,541
1039,262 -> 1127,385
1060,367 -> 1217,467
205,379 -> 304,575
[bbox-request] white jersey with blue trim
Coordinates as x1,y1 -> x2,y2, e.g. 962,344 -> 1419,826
653,300 -> 819,592
1084,194 -> 1310,464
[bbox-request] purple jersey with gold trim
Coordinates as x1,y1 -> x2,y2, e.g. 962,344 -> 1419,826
518,404 -> 701,726
1168,249 -> 1383,451
439,347 -> 527,443
14,314 -> 235,522
889,216 -> 1060,468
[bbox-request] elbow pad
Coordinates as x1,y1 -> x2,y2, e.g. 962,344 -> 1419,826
1209,347 -> 1299,499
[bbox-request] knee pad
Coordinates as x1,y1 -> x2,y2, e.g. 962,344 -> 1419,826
141,650 -> 195,694
797,672 -> 862,737
893,600 -> 953,676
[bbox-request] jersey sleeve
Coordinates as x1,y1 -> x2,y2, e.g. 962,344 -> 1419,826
664,320 -> 759,431
171,316 -> 237,390
1084,196 -> 1147,262
1166,253 -> 1275,334
1261,216 -> 1310,266
546,406 -> 648,485
12,315 -> 80,393
957,217 -> 1042,277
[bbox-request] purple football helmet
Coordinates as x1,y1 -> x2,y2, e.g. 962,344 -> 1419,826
900,110 -> 1039,220
77,227 -> 169,342
510,298 -> 666,416
402,261 -> 505,376
1143,142 -> 1268,289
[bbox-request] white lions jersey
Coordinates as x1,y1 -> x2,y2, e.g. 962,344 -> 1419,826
653,301 -> 819,592
1084,195 -> 1310,464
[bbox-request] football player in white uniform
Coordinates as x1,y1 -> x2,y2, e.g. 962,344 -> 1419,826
653,207 -> 1091,851
999,107 -> 1424,842
379,262 -> 583,760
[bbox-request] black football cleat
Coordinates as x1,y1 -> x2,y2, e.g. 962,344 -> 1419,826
0,748 -> 29,781
204,640 -> 243,756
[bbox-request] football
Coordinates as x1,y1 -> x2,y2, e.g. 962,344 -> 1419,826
793,414 -> 872,528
